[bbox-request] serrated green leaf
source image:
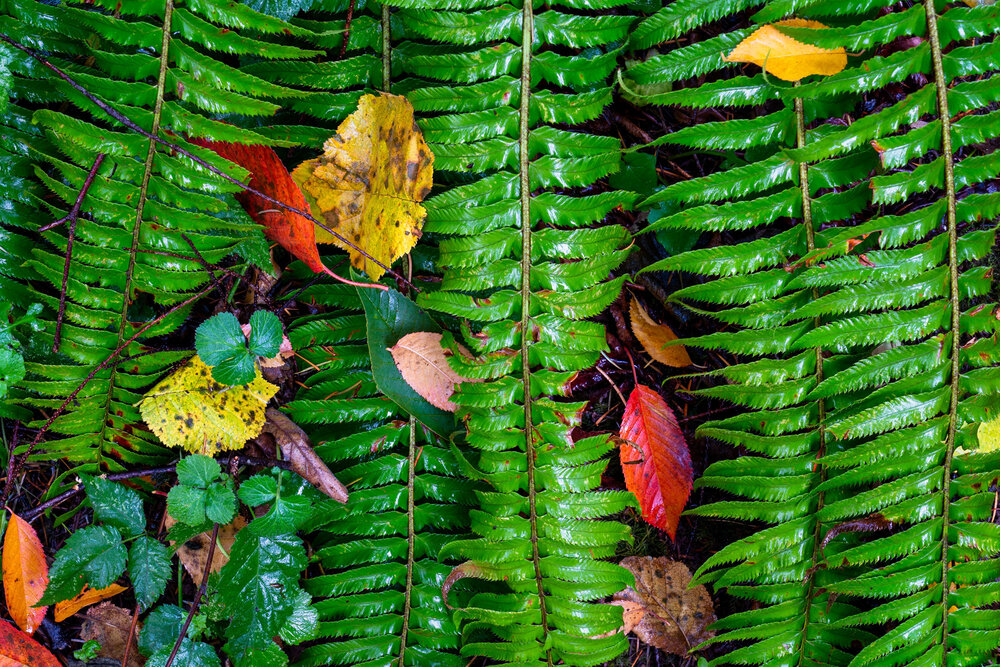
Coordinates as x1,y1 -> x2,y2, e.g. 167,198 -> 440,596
128,537 -> 171,610
80,474 -> 145,538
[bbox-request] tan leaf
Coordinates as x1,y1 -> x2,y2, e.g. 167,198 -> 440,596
723,19 -> 847,82
2,514 -> 48,635
629,297 -> 692,368
79,602 -> 143,667
262,408 -> 348,503
613,556 -> 715,656
54,583 -> 128,622
292,93 -> 434,280
389,332 -> 480,412
166,516 -> 245,586
138,355 -> 278,455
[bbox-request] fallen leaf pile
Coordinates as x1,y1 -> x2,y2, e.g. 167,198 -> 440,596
613,556 -> 715,656
139,355 -> 278,455
723,19 -> 847,82
629,297 -> 692,368
293,93 -> 434,280
619,385 -> 693,540
389,332 -> 480,412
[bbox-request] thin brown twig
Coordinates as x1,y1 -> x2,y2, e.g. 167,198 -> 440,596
0,33 -> 412,294
41,153 -> 106,353
163,522 -> 219,667
120,603 -> 140,667
340,0 -> 357,59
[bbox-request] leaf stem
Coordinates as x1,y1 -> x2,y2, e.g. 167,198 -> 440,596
924,0 -> 959,659
793,93 -> 827,667
518,0 -> 550,662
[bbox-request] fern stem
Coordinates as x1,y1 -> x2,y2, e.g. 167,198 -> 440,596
518,0 -> 550,660
381,4 -> 391,92
924,0 -> 959,657
794,94 -> 827,667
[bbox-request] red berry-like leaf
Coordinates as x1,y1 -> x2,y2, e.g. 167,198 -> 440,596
619,384 -> 693,539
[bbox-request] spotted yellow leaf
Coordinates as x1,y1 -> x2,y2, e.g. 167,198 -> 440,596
724,19 -> 847,82
138,355 -> 278,455
292,93 -> 434,280
977,417 -> 1000,453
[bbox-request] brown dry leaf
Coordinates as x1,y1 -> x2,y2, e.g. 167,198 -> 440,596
2,513 -> 48,635
292,93 -> 434,280
79,602 -> 143,667
389,332 -> 480,412
629,297 -> 692,368
166,516 -> 245,586
614,556 -> 715,656
723,19 -> 847,82
54,583 -> 128,622
262,408 -> 348,503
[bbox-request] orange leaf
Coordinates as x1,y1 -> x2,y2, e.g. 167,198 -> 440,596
53,583 -> 127,622
619,385 -> 692,539
0,618 -> 60,666
723,19 -> 847,82
629,297 -> 692,368
2,515 -> 48,636
188,139 -> 331,277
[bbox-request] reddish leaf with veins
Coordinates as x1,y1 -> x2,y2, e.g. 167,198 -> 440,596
619,385 -> 692,539
188,139 -> 329,276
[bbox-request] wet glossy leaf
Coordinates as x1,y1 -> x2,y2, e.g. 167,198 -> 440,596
723,19 -> 848,82
293,93 -> 435,280
619,385 -> 693,539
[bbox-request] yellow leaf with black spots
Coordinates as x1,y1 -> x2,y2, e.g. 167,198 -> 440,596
138,355 -> 278,455
292,93 -> 434,281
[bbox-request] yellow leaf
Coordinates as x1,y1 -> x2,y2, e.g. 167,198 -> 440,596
629,297 -> 692,368
292,93 -> 434,280
723,19 -> 847,82
54,584 -> 127,623
138,355 -> 278,455
977,417 -> 1000,453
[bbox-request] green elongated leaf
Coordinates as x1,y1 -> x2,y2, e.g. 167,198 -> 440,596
357,285 -> 456,437
128,537 -> 171,610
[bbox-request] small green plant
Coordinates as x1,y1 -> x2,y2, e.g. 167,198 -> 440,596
195,311 -> 283,386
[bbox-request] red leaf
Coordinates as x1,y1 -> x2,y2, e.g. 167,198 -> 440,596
0,618 -> 60,666
619,385 -> 692,539
188,139 -> 330,276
